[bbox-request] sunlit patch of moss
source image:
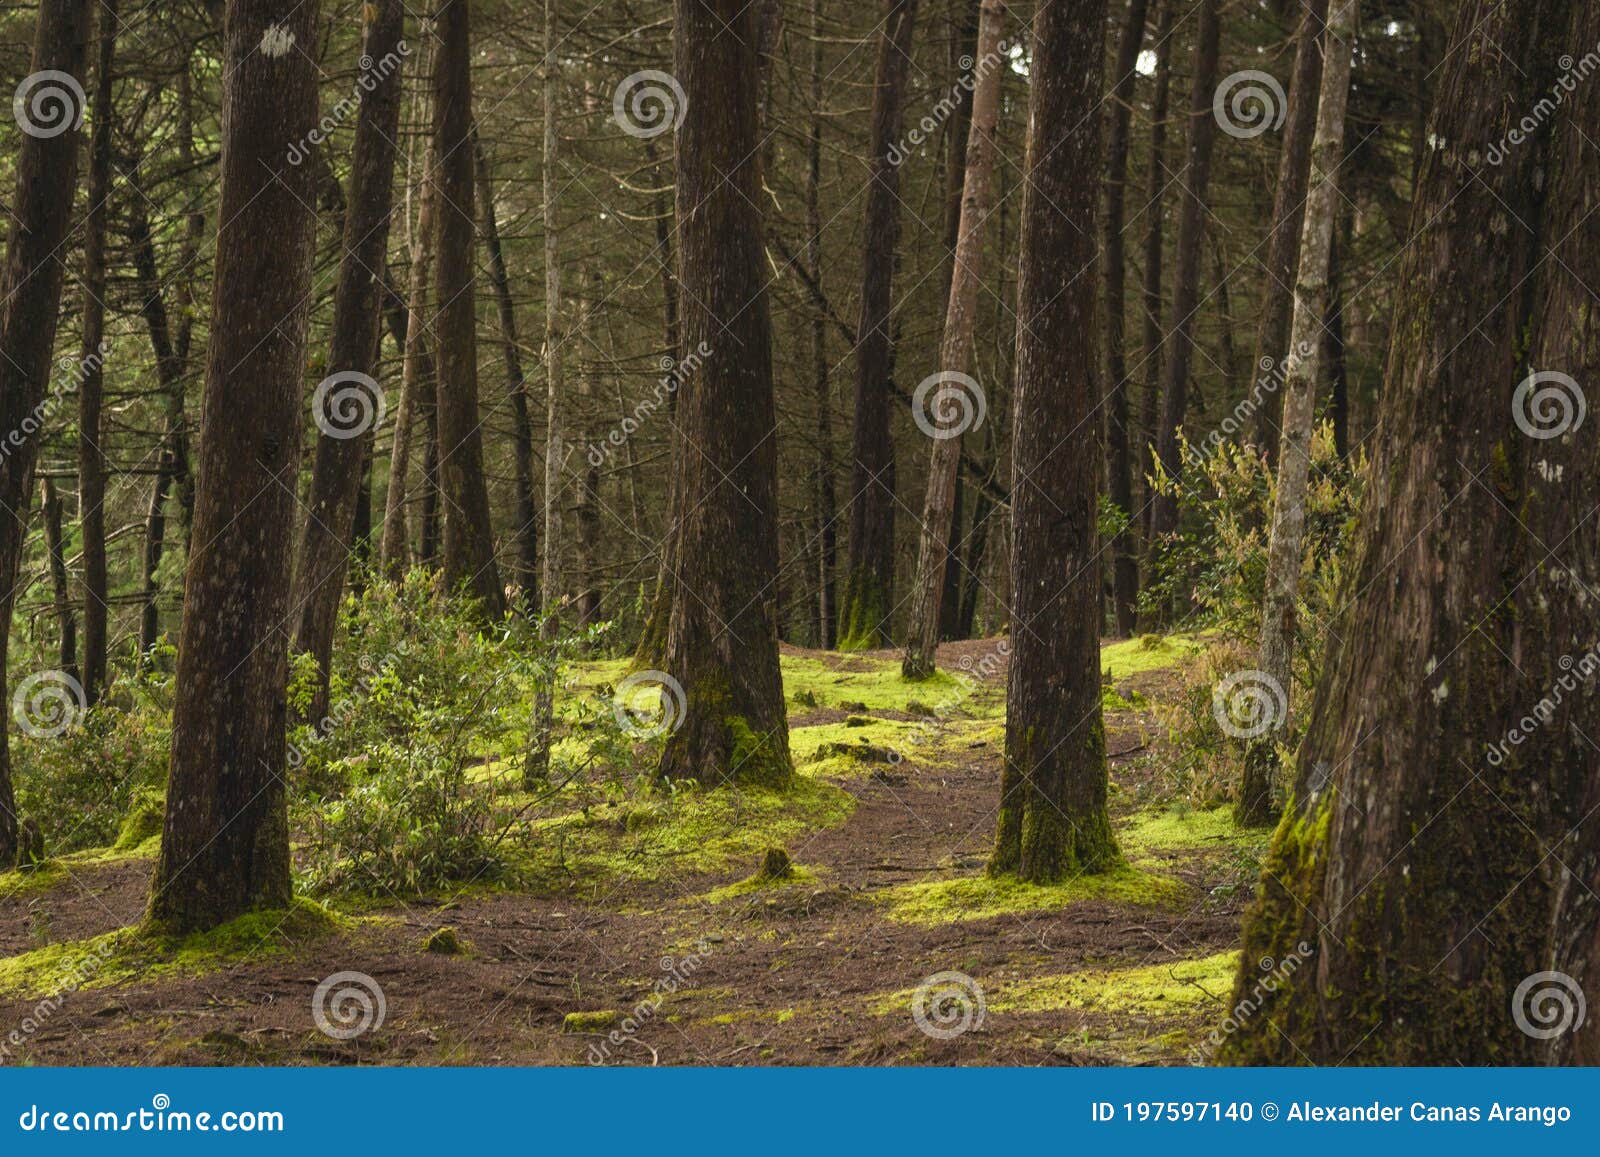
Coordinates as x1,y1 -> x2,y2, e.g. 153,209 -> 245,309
879,864 -> 1188,925
989,951 -> 1238,1015
0,860 -> 69,899
114,788 -> 165,851
699,863 -> 819,904
1101,687 -> 1150,714
0,898 -> 347,999
563,1009 -> 621,1033
1120,805 -> 1257,857
521,774 -> 854,891
781,653 -> 957,713
1099,633 -> 1204,680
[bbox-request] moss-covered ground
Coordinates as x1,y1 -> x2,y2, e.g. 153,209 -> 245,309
1,632 -> 1254,1067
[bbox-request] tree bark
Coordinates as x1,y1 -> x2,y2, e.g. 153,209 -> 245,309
42,477 -> 79,686
0,0 -> 92,866
1148,0 -> 1220,554
991,0 -> 1116,881
474,130 -> 540,611
901,0 -> 1003,679
1102,0 -> 1151,638
657,0 -> 791,787
431,0 -> 504,616
77,0 -> 117,705
1136,0 -> 1172,536
148,0 -> 322,929
380,129 -> 440,578
838,0 -> 917,651
1236,0 -> 1356,827
1224,0 -> 1600,1065
1249,0 -> 1329,460
807,0 -> 837,649
291,0 -> 405,723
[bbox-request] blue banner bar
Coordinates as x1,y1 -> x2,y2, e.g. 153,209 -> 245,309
2,1067 -> 1594,1152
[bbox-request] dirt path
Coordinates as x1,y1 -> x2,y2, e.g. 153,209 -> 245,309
0,638 -> 1257,1066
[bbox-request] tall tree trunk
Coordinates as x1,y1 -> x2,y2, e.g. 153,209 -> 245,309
1226,0 -> 1600,1065
1249,0 -> 1329,459
1147,0 -> 1221,577
576,270 -> 604,627
77,0 -> 117,704
838,0 -> 917,651
431,0 -> 504,616
148,0 -> 322,929
807,0 -> 837,650
991,0 -> 1116,881
42,478 -> 79,686
1236,0 -> 1357,827
379,41 -> 433,578
634,139 -> 680,668
527,0 -> 564,785
1136,0 -> 1172,535
1102,0 -> 1151,638
474,131 -> 540,611
901,0 -> 1003,679
381,132 -> 440,579
130,122 -> 199,658
0,0 -> 92,866
291,0 -> 405,722
657,0 -> 791,787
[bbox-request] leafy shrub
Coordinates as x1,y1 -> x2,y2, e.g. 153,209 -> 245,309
291,570 -> 626,895
12,668 -> 174,855
1144,423 -> 1364,805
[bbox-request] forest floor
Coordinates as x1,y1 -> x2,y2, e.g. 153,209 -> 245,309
0,635 -> 1268,1066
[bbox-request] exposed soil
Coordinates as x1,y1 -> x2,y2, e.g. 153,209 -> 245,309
0,639 -> 1255,1067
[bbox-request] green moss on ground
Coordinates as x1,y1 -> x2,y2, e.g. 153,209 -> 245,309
1121,806 -> 1258,857
781,653 -> 958,714
700,863 -> 819,905
522,774 -> 854,890
0,898 -> 345,999
989,951 -> 1238,1015
1099,634 -> 1203,680
879,863 -> 1188,925
114,788 -> 165,851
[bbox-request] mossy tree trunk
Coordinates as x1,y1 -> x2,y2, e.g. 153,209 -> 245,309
1224,0 -> 1600,1065
1237,0 -> 1356,827
838,0 -> 918,652
657,0 -> 791,789
148,0 -> 323,930
990,0 -> 1117,883
291,0 -> 405,723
